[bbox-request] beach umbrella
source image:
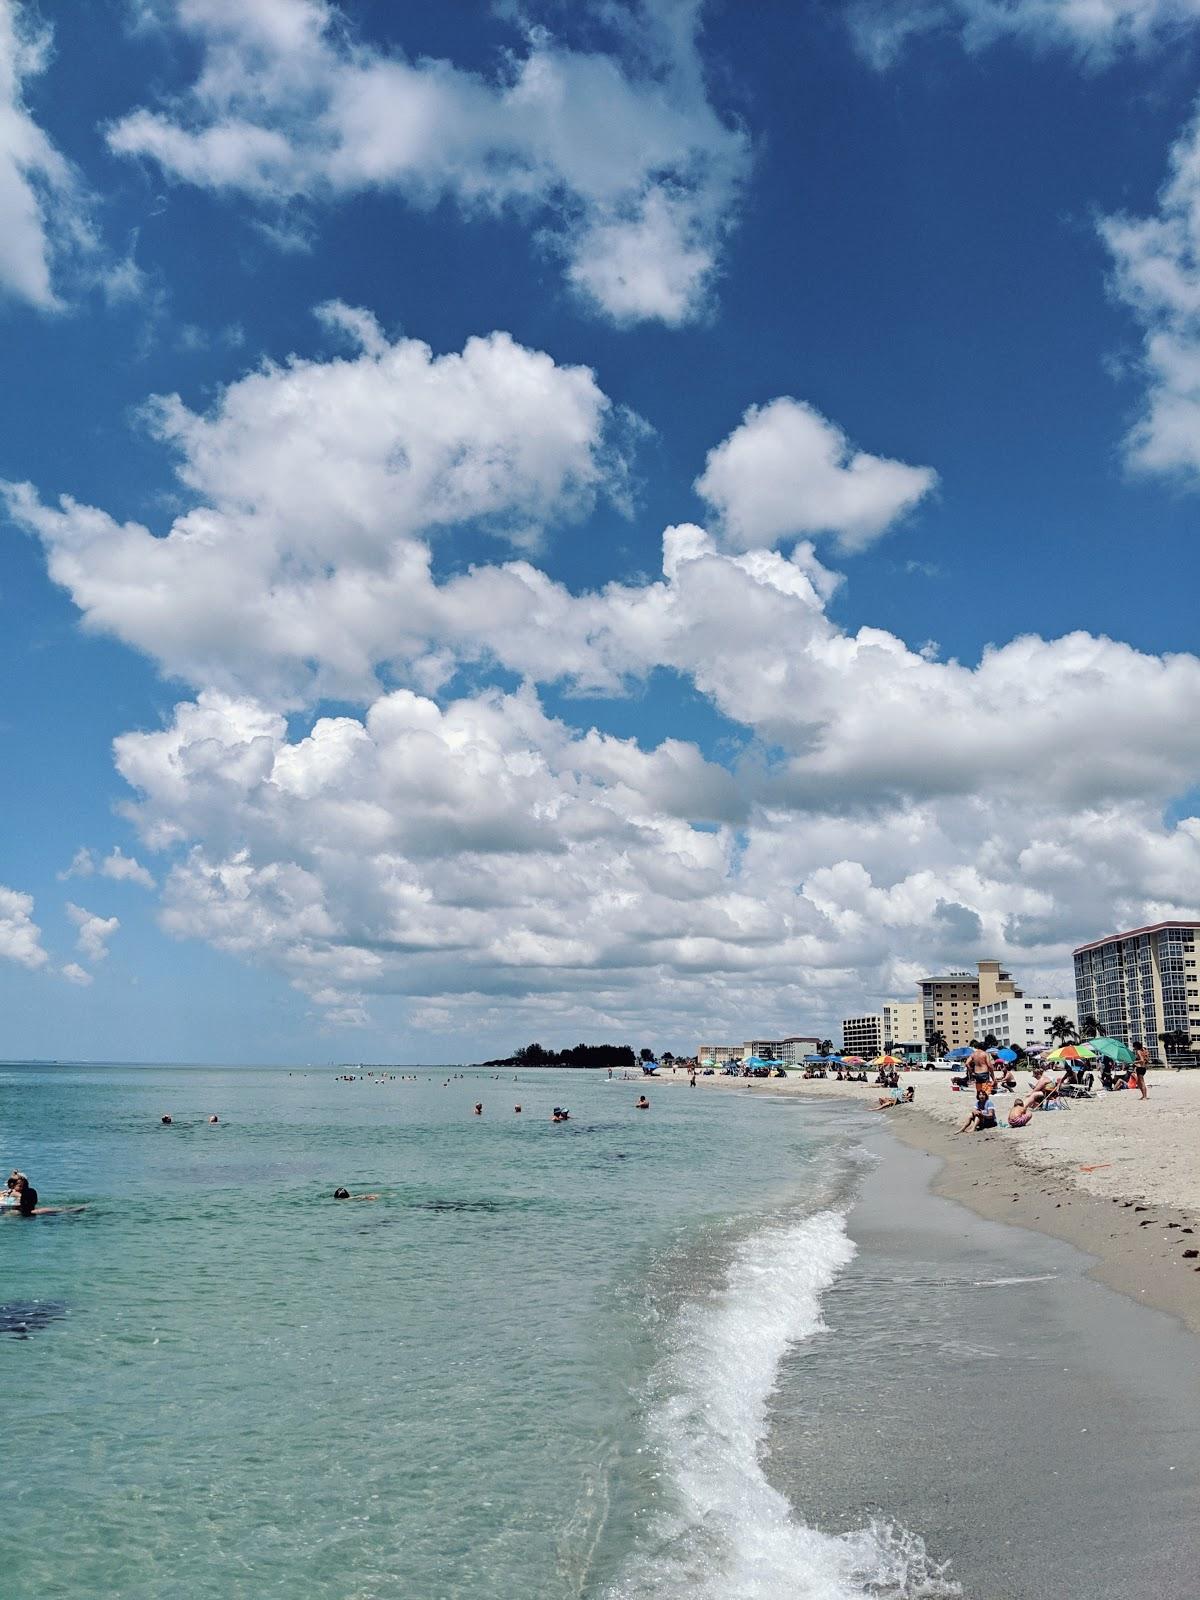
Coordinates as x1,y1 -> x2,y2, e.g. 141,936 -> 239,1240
871,1053 -> 902,1066
993,1048 -> 1018,1062
1085,1037 -> 1135,1065
1044,1044 -> 1096,1062
841,1055 -> 865,1065
947,1047 -> 973,1060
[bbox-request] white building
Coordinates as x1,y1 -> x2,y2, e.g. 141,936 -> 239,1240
973,995 -> 1077,1050
842,1015 -> 885,1057
843,1003 -> 924,1058
742,1038 -> 783,1061
778,1035 -> 823,1065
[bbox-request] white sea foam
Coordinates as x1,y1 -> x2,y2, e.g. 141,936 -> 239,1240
971,1274 -> 1057,1288
608,1210 -> 960,1600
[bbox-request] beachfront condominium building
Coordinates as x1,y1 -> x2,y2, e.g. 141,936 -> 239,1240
841,1014 -> 885,1057
778,1035 -> 823,1065
697,1037 -> 822,1065
973,995 -> 1076,1051
918,960 -> 1022,1050
1073,922 -> 1200,1057
697,1044 -> 742,1066
882,1001 -> 924,1051
841,1004 -> 923,1057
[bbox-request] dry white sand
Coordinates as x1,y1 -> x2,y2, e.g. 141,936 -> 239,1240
795,1068 -> 1200,1213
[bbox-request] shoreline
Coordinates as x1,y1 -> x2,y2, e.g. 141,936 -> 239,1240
658,1068 -> 1200,1335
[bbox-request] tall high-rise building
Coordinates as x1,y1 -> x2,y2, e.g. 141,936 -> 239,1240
1073,922 -> 1200,1056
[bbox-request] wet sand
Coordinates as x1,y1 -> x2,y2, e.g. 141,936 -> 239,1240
770,1124 -> 1200,1600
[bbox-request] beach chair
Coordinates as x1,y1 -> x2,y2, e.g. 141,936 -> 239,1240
1059,1072 -> 1094,1101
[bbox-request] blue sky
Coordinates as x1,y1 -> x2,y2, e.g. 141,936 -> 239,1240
2,0 -> 1200,1063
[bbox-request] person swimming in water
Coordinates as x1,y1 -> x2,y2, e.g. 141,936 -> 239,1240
1,1173 -> 83,1217
635,1095 -> 650,1109
474,1103 -> 483,1116
551,1107 -> 570,1122
332,1188 -> 379,1201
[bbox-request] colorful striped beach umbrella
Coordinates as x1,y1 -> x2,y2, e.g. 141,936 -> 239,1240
871,1053 -> 902,1066
1043,1044 -> 1096,1062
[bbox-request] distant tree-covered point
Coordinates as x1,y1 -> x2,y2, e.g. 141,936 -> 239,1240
480,1042 -> 637,1069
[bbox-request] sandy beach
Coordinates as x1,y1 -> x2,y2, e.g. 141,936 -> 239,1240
663,1067 -> 1200,1333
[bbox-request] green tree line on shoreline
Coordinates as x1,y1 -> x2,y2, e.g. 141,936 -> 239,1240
480,1042 -> 640,1069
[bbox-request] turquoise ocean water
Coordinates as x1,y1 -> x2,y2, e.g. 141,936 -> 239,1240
2,1065 -> 954,1599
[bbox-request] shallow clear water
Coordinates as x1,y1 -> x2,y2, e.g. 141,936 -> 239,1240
1,1066 -> 949,1599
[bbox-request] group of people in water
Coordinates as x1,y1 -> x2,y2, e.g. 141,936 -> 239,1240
467,1095 -> 652,1118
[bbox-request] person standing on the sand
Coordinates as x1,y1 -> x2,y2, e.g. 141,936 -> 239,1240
1131,1046 -> 1149,1099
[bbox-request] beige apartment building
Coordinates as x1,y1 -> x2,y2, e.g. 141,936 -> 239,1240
919,960 -> 1022,1050
841,1002 -> 924,1058
882,1001 -> 924,1050
697,1044 -> 742,1066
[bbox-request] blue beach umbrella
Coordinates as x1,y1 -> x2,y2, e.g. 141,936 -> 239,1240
947,1047 -> 973,1060
993,1048 -> 1018,1063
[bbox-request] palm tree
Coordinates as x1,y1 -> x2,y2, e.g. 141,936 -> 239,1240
1047,1015 -> 1077,1045
927,1029 -> 948,1060
981,1032 -> 1000,1049
1158,1029 -> 1190,1062
1081,1014 -> 1100,1039
819,1038 -> 834,1056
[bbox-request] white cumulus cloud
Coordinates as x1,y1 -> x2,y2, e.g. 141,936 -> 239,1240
4,308 -> 635,703
100,847 -> 156,888
694,398 -> 937,553
0,883 -> 48,969
1101,106 -> 1200,479
61,961 -> 93,986
66,901 -> 120,962
106,0 -> 748,326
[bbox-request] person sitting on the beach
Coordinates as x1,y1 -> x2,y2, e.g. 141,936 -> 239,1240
958,1089 -> 998,1134
1007,1098 -> 1033,1127
1029,1067 -> 1064,1104
875,1085 -> 915,1110
997,1068 -> 1017,1092
635,1095 -> 650,1109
